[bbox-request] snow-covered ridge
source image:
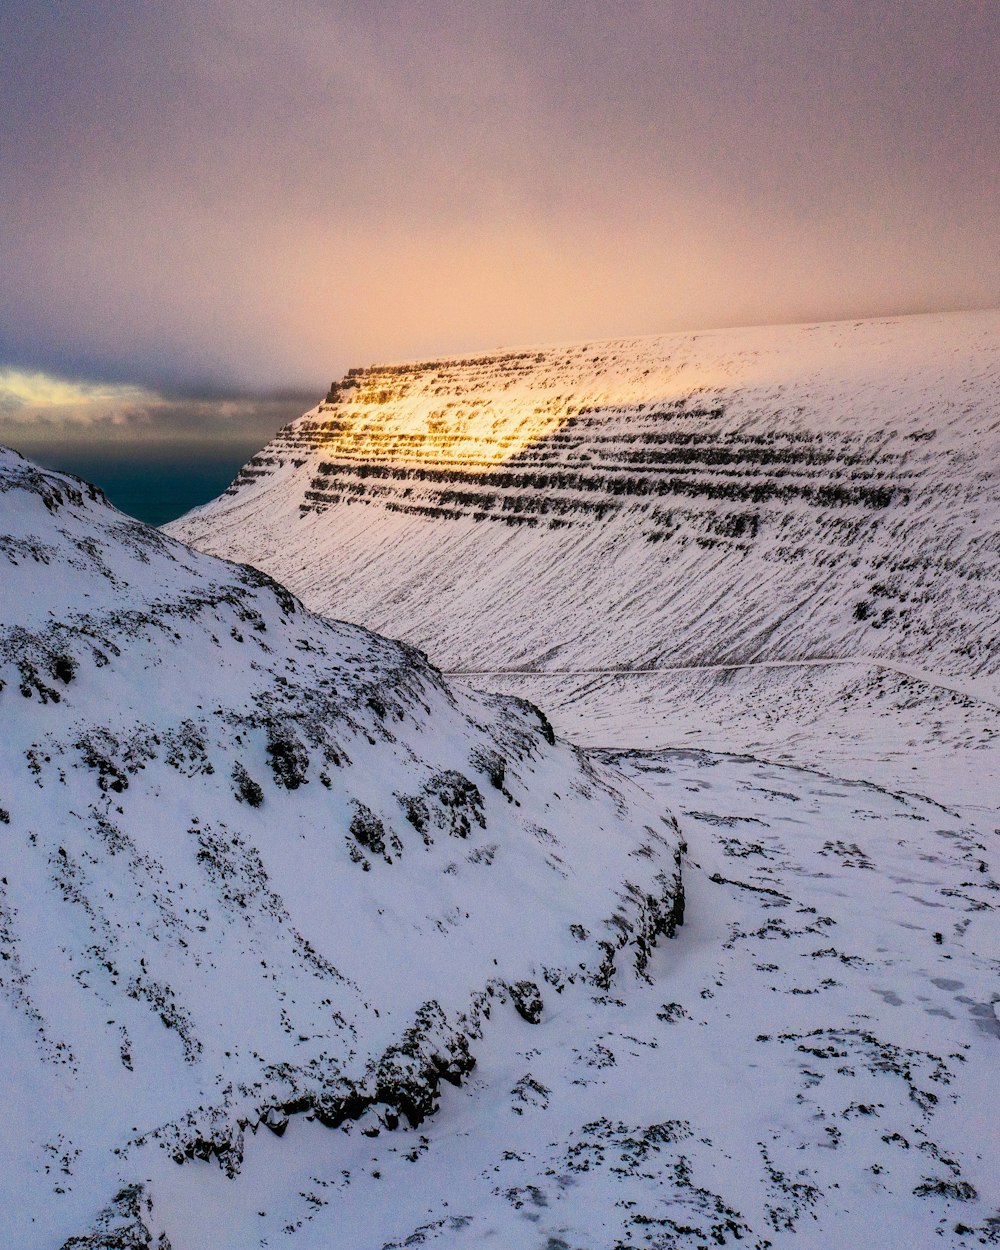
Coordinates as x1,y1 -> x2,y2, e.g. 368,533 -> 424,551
0,447 -> 682,1248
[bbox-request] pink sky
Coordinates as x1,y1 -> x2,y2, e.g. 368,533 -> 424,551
1,0 -> 997,441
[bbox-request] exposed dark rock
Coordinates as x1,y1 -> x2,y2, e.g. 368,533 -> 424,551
60,1184 -> 170,1249
508,980 -> 544,1024
265,723 -> 309,789
232,761 -> 264,807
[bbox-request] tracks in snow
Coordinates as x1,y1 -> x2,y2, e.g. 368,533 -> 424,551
445,656 -> 1000,712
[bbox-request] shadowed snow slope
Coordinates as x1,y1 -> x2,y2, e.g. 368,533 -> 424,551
0,448 -> 682,1248
166,311 -> 1000,796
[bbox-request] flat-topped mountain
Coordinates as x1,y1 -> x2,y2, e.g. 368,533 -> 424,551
0,447 -> 681,1248
5,307 -> 999,1244
167,311 -> 1000,789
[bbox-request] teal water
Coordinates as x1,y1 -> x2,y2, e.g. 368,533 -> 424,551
32,447 -> 259,527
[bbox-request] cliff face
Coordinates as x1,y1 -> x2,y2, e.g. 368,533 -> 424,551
0,448 -> 681,1248
167,311 -> 1000,785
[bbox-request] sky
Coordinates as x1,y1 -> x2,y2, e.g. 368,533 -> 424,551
1,0 -> 998,464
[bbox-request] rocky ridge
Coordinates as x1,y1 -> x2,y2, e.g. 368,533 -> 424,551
0,447 -> 682,1248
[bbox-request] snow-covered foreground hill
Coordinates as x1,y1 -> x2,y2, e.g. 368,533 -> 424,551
126,752 -> 1000,1249
0,448 -> 683,1248
166,310 -> 1000,794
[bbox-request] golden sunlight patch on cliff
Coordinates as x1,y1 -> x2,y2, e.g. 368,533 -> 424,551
305,394 -> 572,466
303,344 -> 737,467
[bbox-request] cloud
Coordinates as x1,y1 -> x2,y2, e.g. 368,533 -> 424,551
0,366 -> 316,458
0,368 -> 155,418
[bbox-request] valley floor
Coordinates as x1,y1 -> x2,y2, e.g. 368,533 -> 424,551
142,746 -> 1000,1249
449,659 -> 999,815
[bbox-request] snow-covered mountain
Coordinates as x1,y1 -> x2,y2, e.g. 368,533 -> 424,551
0,447 -> 683,1248
167,311 -> 1000,798
6,308 -> 999,1249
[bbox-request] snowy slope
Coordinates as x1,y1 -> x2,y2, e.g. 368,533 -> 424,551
166,311 -> 1000,790
123,752 -> 1000,1249
0,448 -> 683,1248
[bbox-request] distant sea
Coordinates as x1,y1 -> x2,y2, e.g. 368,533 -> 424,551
31,445 -> 261,527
